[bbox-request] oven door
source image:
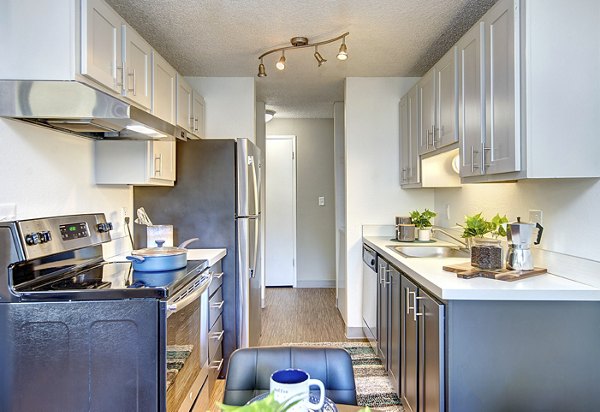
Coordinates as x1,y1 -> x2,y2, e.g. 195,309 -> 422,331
165,273 -> 211,412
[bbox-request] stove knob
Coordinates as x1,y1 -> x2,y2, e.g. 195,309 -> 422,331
25,233 -> 40,245
39,231 -> 52,243
97,222 -> 113,233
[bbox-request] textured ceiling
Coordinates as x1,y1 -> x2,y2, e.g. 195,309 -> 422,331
107,0 -> 497,118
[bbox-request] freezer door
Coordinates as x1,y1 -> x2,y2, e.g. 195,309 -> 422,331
236,139 -> 262,218
236,216 -> 261,348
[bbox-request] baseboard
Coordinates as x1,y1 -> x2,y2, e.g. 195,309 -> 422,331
296,280 -> 335,288
345,327 -> 366,339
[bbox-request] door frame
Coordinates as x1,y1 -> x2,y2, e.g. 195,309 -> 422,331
265,134 -> 297,288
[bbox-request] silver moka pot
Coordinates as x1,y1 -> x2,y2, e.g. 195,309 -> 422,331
506,217 -> 544,270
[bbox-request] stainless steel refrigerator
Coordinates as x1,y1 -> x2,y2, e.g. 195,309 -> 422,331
133,138 -> 262,374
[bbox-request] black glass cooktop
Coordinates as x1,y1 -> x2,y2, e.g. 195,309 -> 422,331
14,260 -> 209,301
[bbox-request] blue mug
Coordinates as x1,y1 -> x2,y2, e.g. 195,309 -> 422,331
270,369 -> 325,411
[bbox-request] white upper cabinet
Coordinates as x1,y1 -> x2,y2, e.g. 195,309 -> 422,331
418,47 -> 458,155
176,74 -> 193,134
435,47 -> 458,149
484,0 -> 519,176
152,51 -> 177,125
95,139 -> 176,186
122,24 -> 152,110
458,23 -> 485,178
191,92 -> 205,139
407,86 -> 420,184
81,0 -> 123,92
417,69 -> 436,155
400,96 -> 410,184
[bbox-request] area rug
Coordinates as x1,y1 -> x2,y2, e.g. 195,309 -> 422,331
284,342 -> 403,411
166,344 -> 194,389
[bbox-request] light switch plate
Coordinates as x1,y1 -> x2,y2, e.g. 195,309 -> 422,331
0,203 -> 17,221
318,196 -> 325,206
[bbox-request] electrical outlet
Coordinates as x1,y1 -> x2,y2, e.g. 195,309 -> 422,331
529,209 -> 543,225
318,196 -> 325,206
445,204 -> 451,220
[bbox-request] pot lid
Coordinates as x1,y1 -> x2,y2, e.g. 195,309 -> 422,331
132,240 -> 186,257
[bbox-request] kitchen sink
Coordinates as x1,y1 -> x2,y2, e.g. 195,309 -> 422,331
388,245 -> 470,258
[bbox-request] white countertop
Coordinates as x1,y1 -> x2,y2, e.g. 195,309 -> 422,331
363,236 -> 600,301
106,248 -> 226,267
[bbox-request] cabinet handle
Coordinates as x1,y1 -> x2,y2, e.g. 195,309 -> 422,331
211,271 -> 224,279
127,68 -> 136,96
406,287 -> 413,315
482,146 -> 492,173
115,65 -> 124,90
154,153 -> 162,176
401,168 -> 406,182
471,146 -> 480,173
209,358 -> 224,371
413,293 -> 425,321
431,125 -> 436,148
379,264 -> 385,285
210,330 -> 225,341
211,300 -> 224,310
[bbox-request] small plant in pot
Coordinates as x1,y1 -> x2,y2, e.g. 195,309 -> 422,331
410,209 -> 437,241
459,213 -> 508,269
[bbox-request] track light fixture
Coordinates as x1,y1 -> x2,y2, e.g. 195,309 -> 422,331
257,32 -> 349,77
257,58 -> 267,77
276,51 -> 286,70
313,46 -> 327,66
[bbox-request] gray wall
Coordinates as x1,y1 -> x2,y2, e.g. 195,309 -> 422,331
266,118 -> 335,287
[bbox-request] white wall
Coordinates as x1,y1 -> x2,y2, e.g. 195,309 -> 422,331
344,77 -> 434,332
266,118 -> 336,287
186,77 -> 256,142
434,179 -> 600,282
0,119 -> 133,257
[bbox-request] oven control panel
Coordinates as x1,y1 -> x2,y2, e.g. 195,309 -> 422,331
17,214 -> 112,260
59,222 -> 89,241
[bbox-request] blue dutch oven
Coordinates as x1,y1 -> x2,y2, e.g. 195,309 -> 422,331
126,238 -> 198,272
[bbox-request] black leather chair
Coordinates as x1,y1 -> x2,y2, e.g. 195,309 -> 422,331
223,346 -> 357,406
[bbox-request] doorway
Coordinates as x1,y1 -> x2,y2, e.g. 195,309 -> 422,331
265,135 -> 297,287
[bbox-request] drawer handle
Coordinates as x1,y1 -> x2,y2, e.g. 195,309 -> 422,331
211,301 -> 224,310
210,358 -> 224,371
210,330 -> 224,341
211,272 -> 224,279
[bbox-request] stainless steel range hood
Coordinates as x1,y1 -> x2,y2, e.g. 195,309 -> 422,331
0,80 -> 175,140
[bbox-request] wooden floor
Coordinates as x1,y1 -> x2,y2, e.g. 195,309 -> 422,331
209,287 -> 351,410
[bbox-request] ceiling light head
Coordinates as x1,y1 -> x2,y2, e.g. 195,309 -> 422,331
276,51 -> 286,70
337,38 -> 348,61
314,46 -> 327,67
265,109 -> 276,123
257,59 -> 267,77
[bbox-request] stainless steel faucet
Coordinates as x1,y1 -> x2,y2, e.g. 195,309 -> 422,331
431,227 -> 469,249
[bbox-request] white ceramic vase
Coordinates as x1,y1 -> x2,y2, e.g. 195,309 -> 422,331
418,228 -> 431,241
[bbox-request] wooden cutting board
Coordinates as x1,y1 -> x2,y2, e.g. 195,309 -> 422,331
443,262 -> 547,282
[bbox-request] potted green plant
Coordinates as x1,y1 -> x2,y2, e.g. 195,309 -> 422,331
410,209 -> 437,241
458,213 -> 508,269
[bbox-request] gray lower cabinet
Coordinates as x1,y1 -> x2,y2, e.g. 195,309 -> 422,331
377,256 -> 390,370
401,273 -> 445,412
389,265 -> 402,394
207,260 -> 225,393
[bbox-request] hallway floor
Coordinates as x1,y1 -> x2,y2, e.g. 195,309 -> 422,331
209,287 -> 355,409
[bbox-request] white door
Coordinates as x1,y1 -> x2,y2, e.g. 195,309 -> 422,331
265,136 -> 296,287
418,69 -> 436,155
123,24 -> 152,110
435,46 -> 458,148
152,51 -> 177,124
176,74 -> 193,132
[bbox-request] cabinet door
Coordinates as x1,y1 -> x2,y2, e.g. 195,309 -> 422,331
377,259 -> 390,370
435,47 -> 458,148
458,23 -> 486,177
418,290 -> 445,412
150,140 -> 176,182
484,0 -> 520,175
191,92 -> 205,139
123,25 -> 152,110
177,74 -> 193,132
407,86 -> 420,184
152,51 -> 177,124
389,267 -> 401,395
401,276 -> 418,412
81,0 -> 123,92
417,69 -> 436,155
400,96 -> 410,185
